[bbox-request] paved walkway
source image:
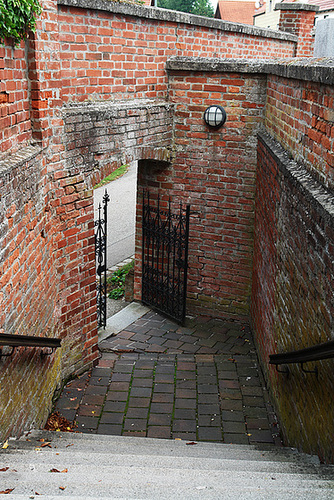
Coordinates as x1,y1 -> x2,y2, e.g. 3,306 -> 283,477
55,310 -> 281,446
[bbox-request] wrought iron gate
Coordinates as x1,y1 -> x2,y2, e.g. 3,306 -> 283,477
142,192 -> 190,324
95,189 -> 110,329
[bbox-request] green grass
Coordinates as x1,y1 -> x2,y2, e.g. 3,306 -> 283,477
93,164 -> 129,189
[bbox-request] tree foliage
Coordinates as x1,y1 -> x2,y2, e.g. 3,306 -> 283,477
158,0 -> 214,17
0,0 -> 42,45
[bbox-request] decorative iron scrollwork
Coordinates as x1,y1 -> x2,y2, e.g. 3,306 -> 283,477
142,191 -> 190,324
95,189 -> 110,329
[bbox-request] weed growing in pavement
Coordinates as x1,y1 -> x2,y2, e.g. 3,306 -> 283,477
107,260 -> 134,299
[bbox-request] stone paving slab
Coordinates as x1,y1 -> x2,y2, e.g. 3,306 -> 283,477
54,311 -> 282,446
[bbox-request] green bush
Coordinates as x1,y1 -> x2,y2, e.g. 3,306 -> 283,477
0,0 -> 42,45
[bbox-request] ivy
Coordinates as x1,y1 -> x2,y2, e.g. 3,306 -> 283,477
0,0 -> 42,45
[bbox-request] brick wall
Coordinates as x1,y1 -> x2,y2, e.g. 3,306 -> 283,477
276,3 -> 318,57
0,42 -> 32,158
134,58 -> 267,319
265,72 -> 334,192
252,132 -> 334,463
57,0 -> 296,104
0,147 -> 62,437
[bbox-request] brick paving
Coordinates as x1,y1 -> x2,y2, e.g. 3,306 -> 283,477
54,311 -> 281,445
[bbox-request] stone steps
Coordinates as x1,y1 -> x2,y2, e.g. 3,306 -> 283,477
1,430 -> 333,499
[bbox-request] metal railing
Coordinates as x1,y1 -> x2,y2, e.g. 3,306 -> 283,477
269,340 -> 334,376
0,333 -> 61,359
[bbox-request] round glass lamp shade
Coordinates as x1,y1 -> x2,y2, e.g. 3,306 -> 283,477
203,105 -> 227,129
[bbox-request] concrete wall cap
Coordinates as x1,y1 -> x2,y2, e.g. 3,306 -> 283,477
0,145 -> 42,176
58,0 -> 297,42
275,2 -> 319,12
166,56 -> 334,85
63,99 -> 173,115
258,131 -> 334,218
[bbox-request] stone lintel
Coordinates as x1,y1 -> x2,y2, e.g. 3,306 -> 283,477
58,0 -> 297,42
166,56 -> 334,85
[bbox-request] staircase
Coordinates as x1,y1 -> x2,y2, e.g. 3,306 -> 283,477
1,430 -> 334,499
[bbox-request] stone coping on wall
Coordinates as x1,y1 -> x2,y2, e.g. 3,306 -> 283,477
258,130 -> 334,220
275,2 -> 319,12
58,0 -> 297,42
63,98 -> 173,116
0,145 -> 42,176
166,56 -> 334,85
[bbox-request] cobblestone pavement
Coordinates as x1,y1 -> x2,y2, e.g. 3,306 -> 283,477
55,311 -> 281,445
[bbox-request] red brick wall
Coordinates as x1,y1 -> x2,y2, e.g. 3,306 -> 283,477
266,74 -> 334,191
278,5 -> 317,57
0,148 -> 61,437
252,132 -> 334,463
57,0 -> 296,103
134,67 -> 267,319
0,142 -> 100,439
0,42 -> 32,158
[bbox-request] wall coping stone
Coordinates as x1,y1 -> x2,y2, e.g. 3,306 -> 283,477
0,145 -> 42,176
275,2 -> 319,12
58,0 -> 297,42
258,130 -> 334,221
63,99 -> 173,116
166,56 -> 334,85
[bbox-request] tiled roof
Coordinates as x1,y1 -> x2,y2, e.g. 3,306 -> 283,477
215,0 -> 257,24
307,0 -> 334,12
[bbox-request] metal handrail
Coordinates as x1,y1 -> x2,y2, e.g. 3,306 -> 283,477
0,333 -> 61,358
269,340 -> 334,375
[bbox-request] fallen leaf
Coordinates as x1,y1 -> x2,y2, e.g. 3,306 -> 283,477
34,448 -> 41,452
66,444 -> 74,448
39,439 -> 45,443
41,442 -> 52,448
70,398 -> 76,401
35,492 -> 40,495
59,486 -> 66,490
0,468 -> 9,472
0,489 -> 14,494
247,433 -> 252,436
2,441 -> 9,450
45,411 -> 77,432
186,442 -> 197,445
50,468 -> 68,473
175,438 -> 181,441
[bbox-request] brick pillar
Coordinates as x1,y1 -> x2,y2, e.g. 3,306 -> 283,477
27,0 -> 63,148
275,3 -> 319,57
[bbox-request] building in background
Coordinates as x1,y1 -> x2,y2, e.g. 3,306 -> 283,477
254,0 -> 334,29
215,0 -> 256,24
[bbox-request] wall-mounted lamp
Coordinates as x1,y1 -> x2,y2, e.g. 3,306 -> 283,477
203,105 -> 227,129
